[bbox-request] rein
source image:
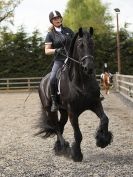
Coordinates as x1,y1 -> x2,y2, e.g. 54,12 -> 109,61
61,53 -> 94,65
61,53 -> 81,64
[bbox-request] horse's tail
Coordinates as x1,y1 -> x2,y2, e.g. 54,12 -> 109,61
35,106 -> 59,138
35,74 -> 59,138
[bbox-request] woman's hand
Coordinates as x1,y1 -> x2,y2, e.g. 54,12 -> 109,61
55,48 -> 65,54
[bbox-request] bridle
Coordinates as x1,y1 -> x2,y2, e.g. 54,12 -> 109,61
61,53 -> 94,66
80,55 -> 94,62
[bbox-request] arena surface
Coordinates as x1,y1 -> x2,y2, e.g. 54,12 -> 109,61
0,90 -> 133,177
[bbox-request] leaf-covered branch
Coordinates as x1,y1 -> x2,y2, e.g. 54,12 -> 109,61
0,0 -> 22,24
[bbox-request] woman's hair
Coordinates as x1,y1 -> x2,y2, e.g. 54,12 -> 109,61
48,24 -> 63,32
48,25 -> 54,32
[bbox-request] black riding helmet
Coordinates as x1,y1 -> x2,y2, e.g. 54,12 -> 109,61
49,10 -> 62,23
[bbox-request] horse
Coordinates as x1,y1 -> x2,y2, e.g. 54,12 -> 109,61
101,72 -> 111,94
37,27 -> 113,162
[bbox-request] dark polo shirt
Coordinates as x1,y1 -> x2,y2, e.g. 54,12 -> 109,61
45,27 -> 74,61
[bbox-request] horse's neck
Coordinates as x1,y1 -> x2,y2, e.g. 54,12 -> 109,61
71,63 -> 84,84
69,64 -> 95,88
67,60 -> 80,82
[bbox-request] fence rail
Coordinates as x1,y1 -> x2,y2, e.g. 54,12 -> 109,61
0,76 -> 102,92
0,77 -> 42,91
1,74 -> 132,104
114,74 -> 133,102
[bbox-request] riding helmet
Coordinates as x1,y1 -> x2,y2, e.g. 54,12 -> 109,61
49,10 -> 62,22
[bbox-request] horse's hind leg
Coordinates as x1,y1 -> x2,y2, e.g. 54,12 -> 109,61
69,113 -> 83,162
107,85 -> 110,94
91,102 -> 113,148
54,109 -> 70,157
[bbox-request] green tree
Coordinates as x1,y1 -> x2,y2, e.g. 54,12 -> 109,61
119,28 -> 133,74
63,0 -> 133,75
0,26 -> 51,77
63,0 -> 112,34
94,32 -> 117,74
0,0 -> 21,24
0,0 -> 133,77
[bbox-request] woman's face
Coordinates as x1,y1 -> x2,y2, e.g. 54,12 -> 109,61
51,16 -> 62,27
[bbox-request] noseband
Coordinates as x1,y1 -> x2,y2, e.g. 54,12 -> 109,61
80,55 -> 94,62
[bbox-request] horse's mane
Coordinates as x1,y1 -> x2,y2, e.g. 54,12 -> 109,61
68,32 -> 78,57
67,32 -> 79,81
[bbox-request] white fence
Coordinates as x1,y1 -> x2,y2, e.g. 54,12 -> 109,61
0,75 -> 101,92
0,77 -> 42,91
1,74 -> 132,104
114,74 -> 133,102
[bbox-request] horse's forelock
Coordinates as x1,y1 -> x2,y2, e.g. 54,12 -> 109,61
79,28 -> 83,37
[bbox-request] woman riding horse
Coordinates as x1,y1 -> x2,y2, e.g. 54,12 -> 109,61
38,27 -> 113,162
44,10 -> 74,112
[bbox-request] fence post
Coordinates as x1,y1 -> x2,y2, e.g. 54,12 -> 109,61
28,79 -> 30,91
115,73 -> 119,92
7,79 -> 9,91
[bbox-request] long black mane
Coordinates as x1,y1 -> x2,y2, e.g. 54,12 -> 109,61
68,31 -> 79,57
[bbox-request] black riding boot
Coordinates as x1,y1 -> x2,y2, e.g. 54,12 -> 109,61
51,95 -> 58,112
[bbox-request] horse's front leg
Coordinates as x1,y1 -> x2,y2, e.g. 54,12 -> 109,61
91,101 -> 113,148
69,112 -> 83,162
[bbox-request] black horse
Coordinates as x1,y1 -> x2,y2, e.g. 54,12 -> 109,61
38,27 -> 113,162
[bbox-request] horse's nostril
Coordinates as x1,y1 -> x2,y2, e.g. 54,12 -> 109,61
84,68 -> 87,72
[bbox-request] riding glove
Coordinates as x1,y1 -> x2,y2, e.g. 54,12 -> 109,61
55,48 -> 65,55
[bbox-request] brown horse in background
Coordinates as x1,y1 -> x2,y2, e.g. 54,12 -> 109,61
101,72 -> 111,94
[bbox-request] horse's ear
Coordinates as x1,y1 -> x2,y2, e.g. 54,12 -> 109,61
89,27 -> 93,36
79,27 -> 83,37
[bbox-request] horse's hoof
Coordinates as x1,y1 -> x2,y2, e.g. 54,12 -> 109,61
95,130 -> 113,148
71,151 -> 83,162
63,142 -> 71,159
54,141 -> 62,156
54,141 -> 70,156
71,143 -> 83,162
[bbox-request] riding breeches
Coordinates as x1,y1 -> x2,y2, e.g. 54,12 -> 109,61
50,60 -> 64,95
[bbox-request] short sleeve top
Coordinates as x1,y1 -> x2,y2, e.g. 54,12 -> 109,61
45,27 -> 74,61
